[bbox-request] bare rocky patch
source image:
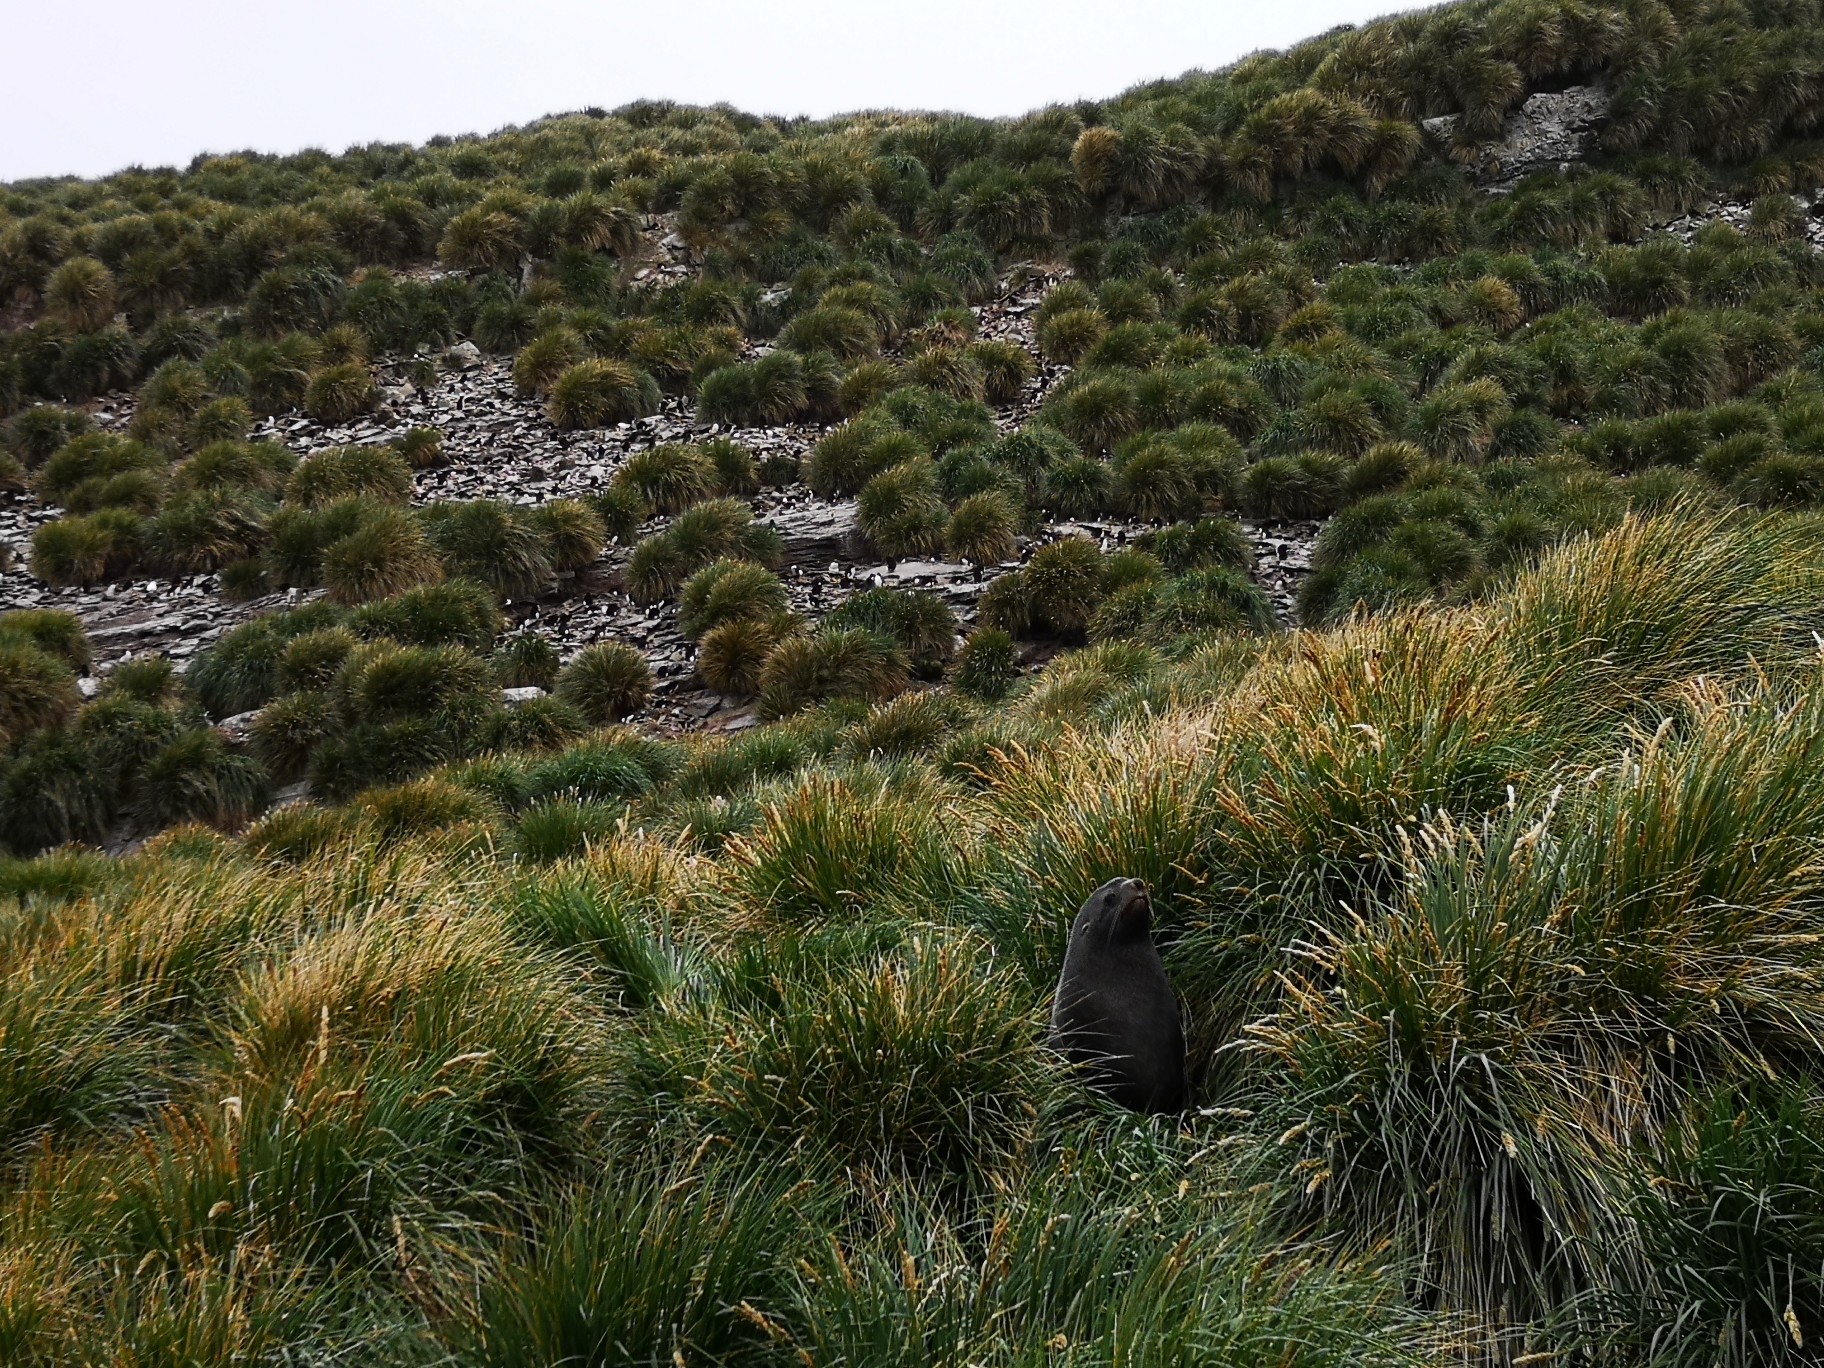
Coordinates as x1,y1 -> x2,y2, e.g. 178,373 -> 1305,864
0,263 -> 1320,730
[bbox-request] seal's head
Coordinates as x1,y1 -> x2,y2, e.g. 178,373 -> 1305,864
1082,876 -> 1152,943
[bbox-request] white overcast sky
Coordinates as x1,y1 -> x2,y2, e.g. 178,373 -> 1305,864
2,0 -> 1412,183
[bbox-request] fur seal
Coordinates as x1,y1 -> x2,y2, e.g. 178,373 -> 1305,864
1047,877 -> 1188,1114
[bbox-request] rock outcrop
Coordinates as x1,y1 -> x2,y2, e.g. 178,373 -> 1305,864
1423,85 -> 1609,189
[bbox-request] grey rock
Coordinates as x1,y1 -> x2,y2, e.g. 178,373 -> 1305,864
269,781 -> 311,810
217,709 -> 263,744
1424,85 -> 1608,188
769,500 -> 860,565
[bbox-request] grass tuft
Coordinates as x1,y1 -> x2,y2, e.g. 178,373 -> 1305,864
555,643 -> 654,723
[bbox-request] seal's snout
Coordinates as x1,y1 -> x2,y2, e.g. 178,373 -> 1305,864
1118,878 -> 1152,928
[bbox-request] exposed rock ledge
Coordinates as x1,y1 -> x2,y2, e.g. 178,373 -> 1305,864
1423,85 -> 1609,189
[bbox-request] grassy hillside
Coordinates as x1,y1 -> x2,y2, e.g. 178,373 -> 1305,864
7,508 -> 1824,1364
10,0 -> 1824,847
10,0 -> 1824,1361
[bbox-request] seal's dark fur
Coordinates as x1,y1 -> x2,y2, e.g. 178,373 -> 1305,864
1047,877 -> 1187,1114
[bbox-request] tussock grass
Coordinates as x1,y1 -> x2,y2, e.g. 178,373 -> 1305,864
8,508 -> 1824,1363
722,768 -> 961,922
0,637 -> 79,747
790,1141 -> 1429,1367
624,933 -> 1054,1185
1249,675 -> 1824,1347
27,9 -> 1824,1353
463,1150 -> 829,1368
554,643 -> 653,723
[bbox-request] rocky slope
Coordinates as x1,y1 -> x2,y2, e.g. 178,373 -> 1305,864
12,153 -> 1816,732
0,257 -> 1322,732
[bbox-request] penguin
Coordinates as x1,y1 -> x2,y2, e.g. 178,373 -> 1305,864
1047,877 -> 1188,1114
